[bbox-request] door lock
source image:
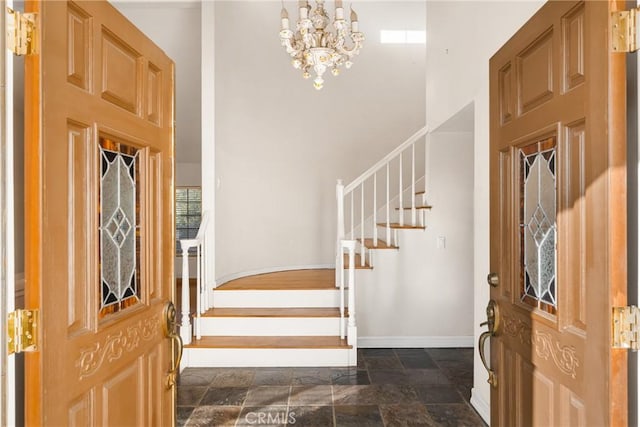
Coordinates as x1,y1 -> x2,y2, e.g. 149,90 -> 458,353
478,300 -> 500,387
163,301 -> 183,389
487,272 -> 499,287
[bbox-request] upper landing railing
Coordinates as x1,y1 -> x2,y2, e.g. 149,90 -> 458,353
335,126 -> 430,276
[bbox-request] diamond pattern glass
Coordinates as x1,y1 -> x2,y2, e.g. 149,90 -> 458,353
99,138 -> 140,316
520,137 -> 557,312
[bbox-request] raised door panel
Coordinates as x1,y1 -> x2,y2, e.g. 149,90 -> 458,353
67,121 -> 96,337
516,28 -> 554,116
101,28 -> 142,114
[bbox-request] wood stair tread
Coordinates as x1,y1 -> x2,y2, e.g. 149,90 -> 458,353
218,269 -> 336,290
343,253 -> 372,269
376,223 -> 426,230
357,238 -> 398,249
203,307 -> 344,318
395,205 -> 432,210
415,190 -> 427,195
186,335 -> 352,349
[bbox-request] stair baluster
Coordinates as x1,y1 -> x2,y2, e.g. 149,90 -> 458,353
336,125 -> 429,272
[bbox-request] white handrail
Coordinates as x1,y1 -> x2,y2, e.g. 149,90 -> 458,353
334,126 -> 430,363
344,126 -> 428,194
179,210 -> 210,344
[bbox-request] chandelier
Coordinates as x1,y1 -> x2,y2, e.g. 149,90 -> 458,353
279,0 -> 364,90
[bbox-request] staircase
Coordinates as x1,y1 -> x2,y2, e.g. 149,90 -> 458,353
179,126 -> 430,369
181,269 -> 356,367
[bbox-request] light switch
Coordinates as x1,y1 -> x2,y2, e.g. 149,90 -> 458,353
437,236 -> 446,249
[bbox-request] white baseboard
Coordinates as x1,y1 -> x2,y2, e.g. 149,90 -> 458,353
358,335 -> 474,348
470,388 -> 490,424
215,264 -> 334,288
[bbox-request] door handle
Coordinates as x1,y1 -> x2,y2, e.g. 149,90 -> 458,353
163,301 -> 183,389
478,299 -> 500,388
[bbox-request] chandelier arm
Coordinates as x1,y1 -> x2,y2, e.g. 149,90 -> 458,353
335,39 -> 362,58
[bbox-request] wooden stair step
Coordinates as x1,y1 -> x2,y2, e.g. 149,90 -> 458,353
343,253 -> 372,269
186,335 -> 352,349
415,190 -> 427,195
203,307 -> 344,318
376,223 -> 426,230
357,238 -> 398,250
218,269 -> 336,290
395,205 -> 432,210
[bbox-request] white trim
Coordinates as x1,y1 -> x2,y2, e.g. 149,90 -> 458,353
358,335 -> 474,348
215,264 -> 334,288
198,317 -> 340,336
470,388 -> 490,424
201,1 -> 216,296
183,347 -> 354,368
212,289 -> 340,309
2,5 -> 16,424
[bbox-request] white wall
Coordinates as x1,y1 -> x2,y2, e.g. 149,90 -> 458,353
426,1 -> 544,129
113,2 -> 202,164
357,130 -> 474,346
425,1 -> 545,423
214,1 -> 426,282
177,162 -> 202,187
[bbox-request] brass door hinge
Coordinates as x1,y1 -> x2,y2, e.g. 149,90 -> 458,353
612,8 -> 640,53
6,7 -> 37,56
7,309 -> 39,355
612,306 -> 640,350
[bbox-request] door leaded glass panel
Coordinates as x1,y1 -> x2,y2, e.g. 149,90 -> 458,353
519,136 -> 557,314
99,137 -> 141,318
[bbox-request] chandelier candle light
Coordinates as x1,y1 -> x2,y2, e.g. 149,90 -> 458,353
279,0 -> 364,90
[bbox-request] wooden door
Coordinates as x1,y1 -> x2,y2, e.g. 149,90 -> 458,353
488,1 -> 627,425
24,0 -> 176,425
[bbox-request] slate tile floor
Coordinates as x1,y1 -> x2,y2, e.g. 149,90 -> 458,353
177,348 -> 487,426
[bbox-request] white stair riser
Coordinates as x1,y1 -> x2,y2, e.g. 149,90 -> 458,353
182,347 -> 357,368
213,290 -> 341,308
198,317 -> 342,336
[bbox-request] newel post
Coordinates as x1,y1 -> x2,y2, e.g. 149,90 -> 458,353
180,240 -> 195,345
345,240 -> 357,347
336,179 -> 345,287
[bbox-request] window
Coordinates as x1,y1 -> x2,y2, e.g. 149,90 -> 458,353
176,187 -> 201,253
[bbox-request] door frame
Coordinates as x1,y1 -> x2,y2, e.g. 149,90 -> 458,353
0,0 -> 17,425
